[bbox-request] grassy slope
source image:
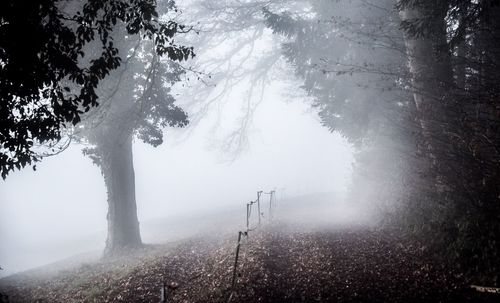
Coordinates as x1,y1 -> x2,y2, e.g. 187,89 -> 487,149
1,194 -> 498,303
1,224 -> 498,303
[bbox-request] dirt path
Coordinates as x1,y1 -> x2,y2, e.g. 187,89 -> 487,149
1,226 -> 498,302
231,226 -> 496,303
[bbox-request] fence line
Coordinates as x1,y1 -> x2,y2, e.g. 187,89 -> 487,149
228,189 -> 277,302
159,189 -> 278,303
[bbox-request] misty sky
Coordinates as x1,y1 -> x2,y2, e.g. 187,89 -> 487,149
0,79 -> 353,276
0,10 -> 354,277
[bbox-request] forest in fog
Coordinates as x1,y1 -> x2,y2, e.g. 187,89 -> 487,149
1,0 -> 500,302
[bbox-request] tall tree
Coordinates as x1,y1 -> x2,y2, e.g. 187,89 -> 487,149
397,0 -> 500,281
2,0 -> 193,255
76,24 -> 191,255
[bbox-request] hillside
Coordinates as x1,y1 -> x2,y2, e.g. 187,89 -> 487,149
1,223 -> 497,303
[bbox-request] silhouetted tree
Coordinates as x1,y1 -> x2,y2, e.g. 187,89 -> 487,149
77,38 -> 189,255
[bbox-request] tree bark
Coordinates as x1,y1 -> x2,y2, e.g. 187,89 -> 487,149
399,2 -> 453,122
399,2 -> 456,192
98,134 -> 142,256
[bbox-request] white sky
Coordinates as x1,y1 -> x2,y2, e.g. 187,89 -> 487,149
0,82 -> 353,277
0,21 -> 354,277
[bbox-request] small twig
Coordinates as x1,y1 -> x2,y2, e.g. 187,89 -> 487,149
471,285 -> 500,294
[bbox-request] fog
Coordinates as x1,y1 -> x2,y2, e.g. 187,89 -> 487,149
3,0 -> 500,301
0,81 -> 353,277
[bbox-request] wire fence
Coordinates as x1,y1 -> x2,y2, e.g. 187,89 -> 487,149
159,189 -> 278,303
229,190 -> 276,302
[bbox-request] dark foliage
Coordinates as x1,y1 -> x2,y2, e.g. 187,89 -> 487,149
395,0 -> 500,284
265,0 -> 500,284
0,0 -> 194,178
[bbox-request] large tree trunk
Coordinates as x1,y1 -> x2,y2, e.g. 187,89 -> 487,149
399,2 -> 453,131
399,2 -> 456,192
398,1 -> 474,247
98,134 -> 142,256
